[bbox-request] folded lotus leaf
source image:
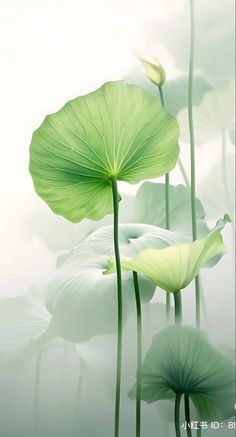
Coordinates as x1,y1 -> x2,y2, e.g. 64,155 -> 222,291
46,256 -> 156,343
29,81 -> 179,223
57,223 -> 186,268
106,215 -> 230,292
129,325 -> 235,421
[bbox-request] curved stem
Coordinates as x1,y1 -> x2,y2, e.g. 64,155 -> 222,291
33,352 -> 42,436
174,291 -> 182,326
111,178 -> 123,437
174,393 -> 182,437
188,0 -> 201,329
133,271 -> 142,437
184,394 -> 192,437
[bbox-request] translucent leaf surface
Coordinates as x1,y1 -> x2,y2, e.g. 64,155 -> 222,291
133,182 -> 209,236
29,81 -> 179,223
106,215 -> 229,292
129,325 -> 235,421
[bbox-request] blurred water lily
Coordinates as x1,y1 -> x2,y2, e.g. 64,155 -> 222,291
132,182 -> 209,236
106,215 -> 229,293
178,80 -> 235,145
129,325 -> 235,421
46,223 -> 188,342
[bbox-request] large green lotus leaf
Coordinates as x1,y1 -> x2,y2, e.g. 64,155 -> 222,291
133,182 -> 209,236
129,326 -> 235,421
0,294 -> 52,368
29,81 -> 179,223
106,215 -> 229,292
45,255 -> 156,343
178,81 -> 235,145
57,223 -> 186,268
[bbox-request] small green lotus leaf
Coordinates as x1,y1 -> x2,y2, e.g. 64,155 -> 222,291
178,81 -> 235,145
57,223 -> 186,268
133,182 -> 209,237
29,81 -> 179,223
106,215 -> 229,292
137,54 -> 166,86
0,294 -> 52,368
46,255 -> 156,343
129,325 -> 235,421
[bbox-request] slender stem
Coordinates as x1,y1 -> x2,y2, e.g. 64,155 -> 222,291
184,394 -> 192,437
178,158 -> 190,187
158,85 -> 170,231
188,0 -> 197,242
33,352 -> 42,436
174,393 -> 182,437
111,178 -> 123,437
166,292 -> 171,325
174,291 -> 182,326
197,428 -> 202,437
158,84 -> 171,323
195,275 -> 200,329
133,271 -> 142,437
188,0 -> 201,329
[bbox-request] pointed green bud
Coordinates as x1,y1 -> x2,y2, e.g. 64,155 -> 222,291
137,55 -> 166,86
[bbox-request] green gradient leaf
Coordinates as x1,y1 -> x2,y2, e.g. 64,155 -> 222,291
129,326 -> 235,421
133,182 -> 209,236
106,215 -> 230,292
29,81 -> 179,223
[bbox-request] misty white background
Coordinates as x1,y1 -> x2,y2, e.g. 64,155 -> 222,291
0,0 -> 235,346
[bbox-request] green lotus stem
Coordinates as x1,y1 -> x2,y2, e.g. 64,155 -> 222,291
111,178 -> 123,437
158,85 -> 171,323
197,429 -> 202,436
174,291 -> 182,326
174,393 -> 182,437
188,0 -> 201,329
158,85 -> 170,231
34,352 -> 42,436
132,271 -> 142,437
184,394 -> 192,437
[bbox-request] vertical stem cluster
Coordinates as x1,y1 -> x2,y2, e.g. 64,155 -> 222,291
132,271 -> 142,437
111,178 -> 123,437
188,0 -> 201,328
